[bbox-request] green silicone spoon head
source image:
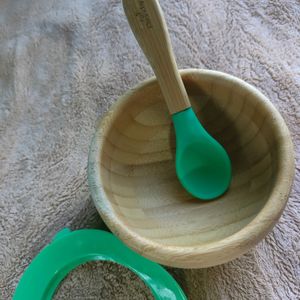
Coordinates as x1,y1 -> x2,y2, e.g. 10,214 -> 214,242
172,107 -> 232,200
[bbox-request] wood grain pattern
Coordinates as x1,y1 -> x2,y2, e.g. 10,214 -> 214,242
122,0 -> 190,114
88,69 -> 295,268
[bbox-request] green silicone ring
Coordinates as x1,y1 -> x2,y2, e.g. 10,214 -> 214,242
13,229 -> 186,300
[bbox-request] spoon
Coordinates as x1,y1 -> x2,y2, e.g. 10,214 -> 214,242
123,0 -> 231,200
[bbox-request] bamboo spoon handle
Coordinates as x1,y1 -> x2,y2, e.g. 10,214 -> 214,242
122,0 -> 191,114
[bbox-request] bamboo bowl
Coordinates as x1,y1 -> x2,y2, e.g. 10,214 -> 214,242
88,69 -> 294,268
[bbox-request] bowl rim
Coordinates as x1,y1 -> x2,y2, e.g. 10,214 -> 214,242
88,69 -> 295,268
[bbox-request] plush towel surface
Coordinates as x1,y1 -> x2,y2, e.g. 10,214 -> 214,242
1,0 -> 299,299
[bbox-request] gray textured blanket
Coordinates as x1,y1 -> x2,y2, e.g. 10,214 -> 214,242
1,0 -> 299,299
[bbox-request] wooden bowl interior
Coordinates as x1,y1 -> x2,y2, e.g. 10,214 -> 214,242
100,72 -> 279,247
